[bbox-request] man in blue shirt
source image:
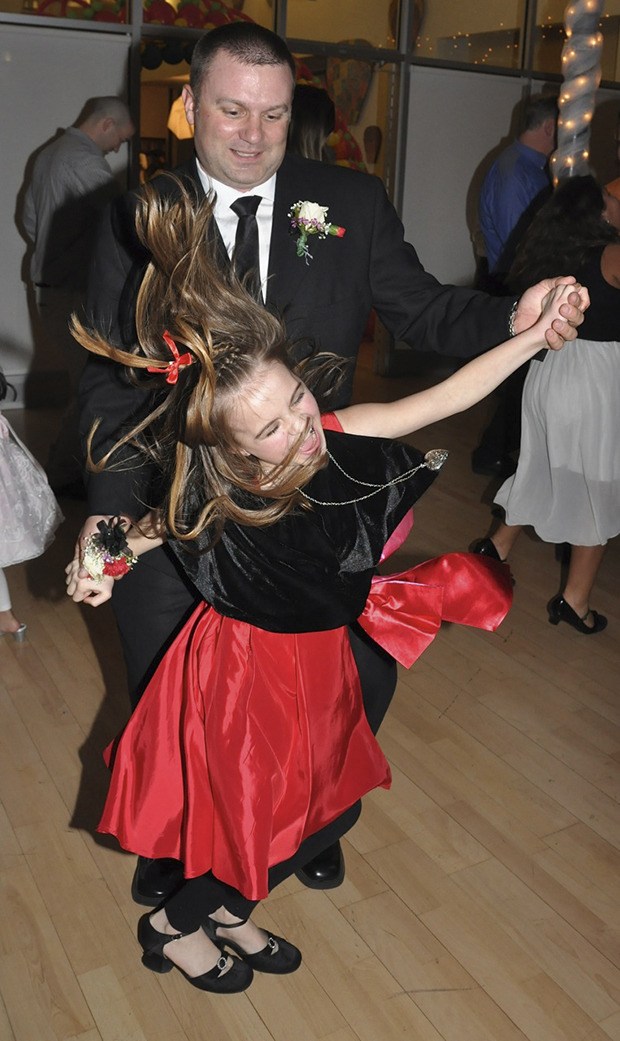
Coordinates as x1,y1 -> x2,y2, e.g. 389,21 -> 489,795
480,93 -> 558,279
473,93 -> 558,477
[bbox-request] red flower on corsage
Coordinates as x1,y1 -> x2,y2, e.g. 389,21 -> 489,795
103,558 -> 134,577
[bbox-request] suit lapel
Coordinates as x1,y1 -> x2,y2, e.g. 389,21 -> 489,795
266,156 -> 314,312
177,157 -> 231,274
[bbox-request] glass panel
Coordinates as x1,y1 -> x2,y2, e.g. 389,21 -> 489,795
141,54 -> 191,174
139,47 -> 401,189
286,0 -> 398,50
414,0 -> 526,69
10,0 -> 129,20
2,0 -> 269,26
293,53 -> 401,195
533,0 -> 620,81
236,0 -> 274,29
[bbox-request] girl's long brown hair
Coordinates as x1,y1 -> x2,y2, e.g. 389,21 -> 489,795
72,178 -> 346,544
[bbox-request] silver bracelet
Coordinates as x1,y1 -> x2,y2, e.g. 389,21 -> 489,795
508,299 -> 518,338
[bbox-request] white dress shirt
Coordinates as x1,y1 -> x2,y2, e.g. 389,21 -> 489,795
195,160 -> 276,297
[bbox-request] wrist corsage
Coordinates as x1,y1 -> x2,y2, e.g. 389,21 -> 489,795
82,517 -> 138,582
288,200 -> 346,263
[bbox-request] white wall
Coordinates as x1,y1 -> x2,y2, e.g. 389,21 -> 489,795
0,24 -> 131,400
401,66 -> 620,289
402,65 -> 525,286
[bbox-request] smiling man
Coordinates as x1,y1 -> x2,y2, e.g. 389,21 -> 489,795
182,51 -> 293,191
77,22 -> 586,908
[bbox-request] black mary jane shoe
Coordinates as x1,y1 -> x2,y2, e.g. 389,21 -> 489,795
137,913 -> 253,993
205,917 -> 302,975
294,840 -> 345,890
547,595 -> 607,635
471,537 -> 504,563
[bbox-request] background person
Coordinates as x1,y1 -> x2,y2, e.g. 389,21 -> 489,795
473,175 -> 620,634
478,92 -> 558,285
605,109 -> 620,201
473,92 -> 559,479
0,368 -> 64,641
22,96 -> 135,494
288,83 -> 336,162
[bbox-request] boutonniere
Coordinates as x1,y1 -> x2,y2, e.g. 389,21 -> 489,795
288,200 -> 346,264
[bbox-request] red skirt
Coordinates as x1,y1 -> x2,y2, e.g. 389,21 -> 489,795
98,552 -> 512,900
98,607 -> 391,899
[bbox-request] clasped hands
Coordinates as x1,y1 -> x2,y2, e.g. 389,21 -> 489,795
514,275 -> 589,347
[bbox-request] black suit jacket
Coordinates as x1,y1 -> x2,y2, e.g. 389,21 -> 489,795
79,153 -> 513,516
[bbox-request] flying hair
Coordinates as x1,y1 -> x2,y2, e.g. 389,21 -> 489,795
71,178 -> 346,545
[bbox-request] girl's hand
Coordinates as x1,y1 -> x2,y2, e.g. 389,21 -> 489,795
514,277 -> 590,348
65,558 -> 115,606
537,282 -> 587,340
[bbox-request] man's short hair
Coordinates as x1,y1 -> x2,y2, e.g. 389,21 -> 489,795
522,92 -> 559,132
190,22 -> 296,97
78,96 -> 132,127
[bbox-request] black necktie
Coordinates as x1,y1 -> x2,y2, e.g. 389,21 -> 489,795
230,195 -> 262,300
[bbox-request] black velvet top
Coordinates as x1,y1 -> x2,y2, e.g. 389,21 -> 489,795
169,430 -> 442,634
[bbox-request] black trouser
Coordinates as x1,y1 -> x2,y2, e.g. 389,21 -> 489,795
111,544 -> 199,709
477,363 -> 528,458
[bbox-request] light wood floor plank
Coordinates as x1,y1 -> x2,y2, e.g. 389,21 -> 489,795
1,361 -> 618,1041
452,857 -> 620,1021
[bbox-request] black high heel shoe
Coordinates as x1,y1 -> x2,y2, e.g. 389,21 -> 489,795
205,916 -> 302,975
137,913 -> 253,993
547,595 -> 607,634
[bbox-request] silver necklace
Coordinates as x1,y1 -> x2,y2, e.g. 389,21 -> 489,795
298,448 -> 449,507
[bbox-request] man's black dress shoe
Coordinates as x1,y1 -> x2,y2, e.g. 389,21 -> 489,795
471,537 -> 503,562
132,857 -> 185,906
471,447 -> 516,479
294,841 -> 345,889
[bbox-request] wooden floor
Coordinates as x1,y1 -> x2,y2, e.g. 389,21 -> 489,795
1,349 -> 619,1041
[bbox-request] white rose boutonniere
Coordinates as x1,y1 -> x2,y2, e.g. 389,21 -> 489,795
288,200 -> 346,263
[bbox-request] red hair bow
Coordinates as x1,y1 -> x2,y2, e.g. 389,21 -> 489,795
147,331 -> 193,385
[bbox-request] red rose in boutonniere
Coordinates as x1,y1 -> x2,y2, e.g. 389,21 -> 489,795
288,200 -> 346,264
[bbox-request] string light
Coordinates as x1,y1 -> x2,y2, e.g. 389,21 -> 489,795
552,0 -> 604,181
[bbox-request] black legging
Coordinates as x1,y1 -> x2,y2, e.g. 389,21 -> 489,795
165,802 -> 362,932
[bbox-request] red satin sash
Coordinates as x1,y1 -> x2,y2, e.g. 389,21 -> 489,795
359,553 -> 513,668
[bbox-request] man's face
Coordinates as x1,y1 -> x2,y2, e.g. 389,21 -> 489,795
102,119 -> 135,154
182,53 -> 294,191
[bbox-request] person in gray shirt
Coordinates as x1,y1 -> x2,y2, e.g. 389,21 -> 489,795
22,96 -> 134,491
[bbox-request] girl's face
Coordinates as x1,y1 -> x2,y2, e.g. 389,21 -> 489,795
230,361 -> 325,471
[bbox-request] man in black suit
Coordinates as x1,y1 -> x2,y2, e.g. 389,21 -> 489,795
77,23 -> 586,905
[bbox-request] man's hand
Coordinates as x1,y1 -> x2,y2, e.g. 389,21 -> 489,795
513,276 -> 590,350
